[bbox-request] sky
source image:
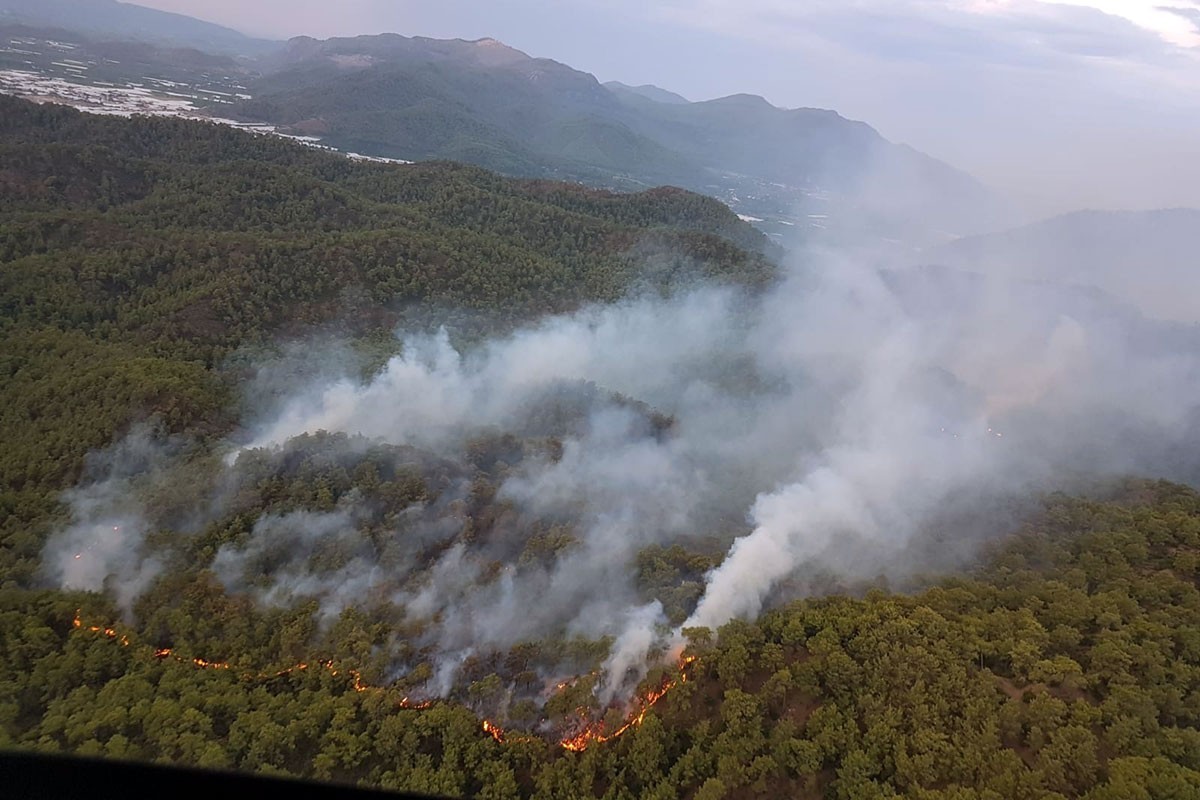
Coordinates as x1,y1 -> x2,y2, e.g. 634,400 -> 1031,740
133,0 -> 1200,216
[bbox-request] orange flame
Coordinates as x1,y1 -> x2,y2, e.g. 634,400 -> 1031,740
72,609 -> 698,751
192,657 -> 230,670
482,719 -> 505,743
560,656 -> 697,752
73,610 -> 130,646
399,696 -> 433,710
72,612 -> 396,700
560,684 -> 669,751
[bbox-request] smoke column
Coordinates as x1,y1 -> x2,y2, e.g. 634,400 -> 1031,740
42,239 -> 1200,703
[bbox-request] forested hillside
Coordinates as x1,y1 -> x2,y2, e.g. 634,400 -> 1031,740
230,34 -> 1009,239
2,96 -> 1198,800
0,94 -> 772,580
4,481 -> 1198,798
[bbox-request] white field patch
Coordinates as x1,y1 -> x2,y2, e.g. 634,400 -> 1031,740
0,68 -> 413,164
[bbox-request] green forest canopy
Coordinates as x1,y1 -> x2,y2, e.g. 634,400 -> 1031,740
0,94 -> 773,580
3,482 -> 1199,798
0,97 -> 1197,799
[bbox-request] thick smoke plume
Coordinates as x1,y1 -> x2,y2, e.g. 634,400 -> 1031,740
41,238 -> 1200,707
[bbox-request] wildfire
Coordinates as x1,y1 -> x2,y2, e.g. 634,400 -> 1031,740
72,609 -> 700,753
192,657 -> 230,670
560,683 -> 669,751
399,697 -> 433,710
559,655 -> 698,752
72,610 -> 129,646
73,611 -> 399,701
323,661 -> 372,692
482,719 -> 505,743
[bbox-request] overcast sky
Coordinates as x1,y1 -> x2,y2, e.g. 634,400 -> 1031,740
135,0 -> 1200,216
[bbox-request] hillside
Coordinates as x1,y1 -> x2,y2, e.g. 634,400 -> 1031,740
3,479 -> 1199,797
928,209 -> 1200,323
0,87 -> 1199,800
604,81 -> 690,105
0,94 -> 774,578
0,18 -> 1012,243
236,35 -> 698,187
227,33 -> 1010,242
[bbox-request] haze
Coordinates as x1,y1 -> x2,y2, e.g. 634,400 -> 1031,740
130,0 -> 1200,216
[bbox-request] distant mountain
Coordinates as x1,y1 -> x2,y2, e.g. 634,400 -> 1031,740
605,89 -> 1008,241
227,33 -> 1010,242
0,0 -> 275,55
234,35 -> 696,187
928,209 -> 1200,323
604,81 -> 689,105
0,10 -> 1010,242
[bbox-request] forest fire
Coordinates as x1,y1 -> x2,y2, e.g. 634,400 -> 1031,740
192,657 -> 231,670
72,610 -> 129,646
324,662 -> 372,692
559,684 -> 669,752
271,662 -> 307,677
75,611 -> 407,702
482,719 -> 505,743
398,697 -> 434,709
73,610 -> 698,752
559,655 -> 698,752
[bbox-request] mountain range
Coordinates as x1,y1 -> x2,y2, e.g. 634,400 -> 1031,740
232,33 -> 1011,242
0,0 -> 1012,243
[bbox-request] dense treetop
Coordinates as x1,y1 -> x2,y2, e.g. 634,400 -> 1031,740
0,95 -> 772,562
1,97 -> 1197,799
3,481 -> 1198,798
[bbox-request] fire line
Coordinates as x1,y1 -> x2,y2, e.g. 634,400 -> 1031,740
74,610 -> 697,750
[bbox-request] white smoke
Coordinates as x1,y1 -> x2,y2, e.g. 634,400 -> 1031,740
212,508 -> 386,619
40,425 -> 171,615
244,290 -> 744,454
600,602 -> 667,704
41,239 -> 1200,705
680,251 -> 1200,637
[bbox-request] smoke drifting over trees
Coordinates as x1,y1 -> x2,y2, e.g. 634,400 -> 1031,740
3,11 -> 1198,794
40,235 -> 1200,709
